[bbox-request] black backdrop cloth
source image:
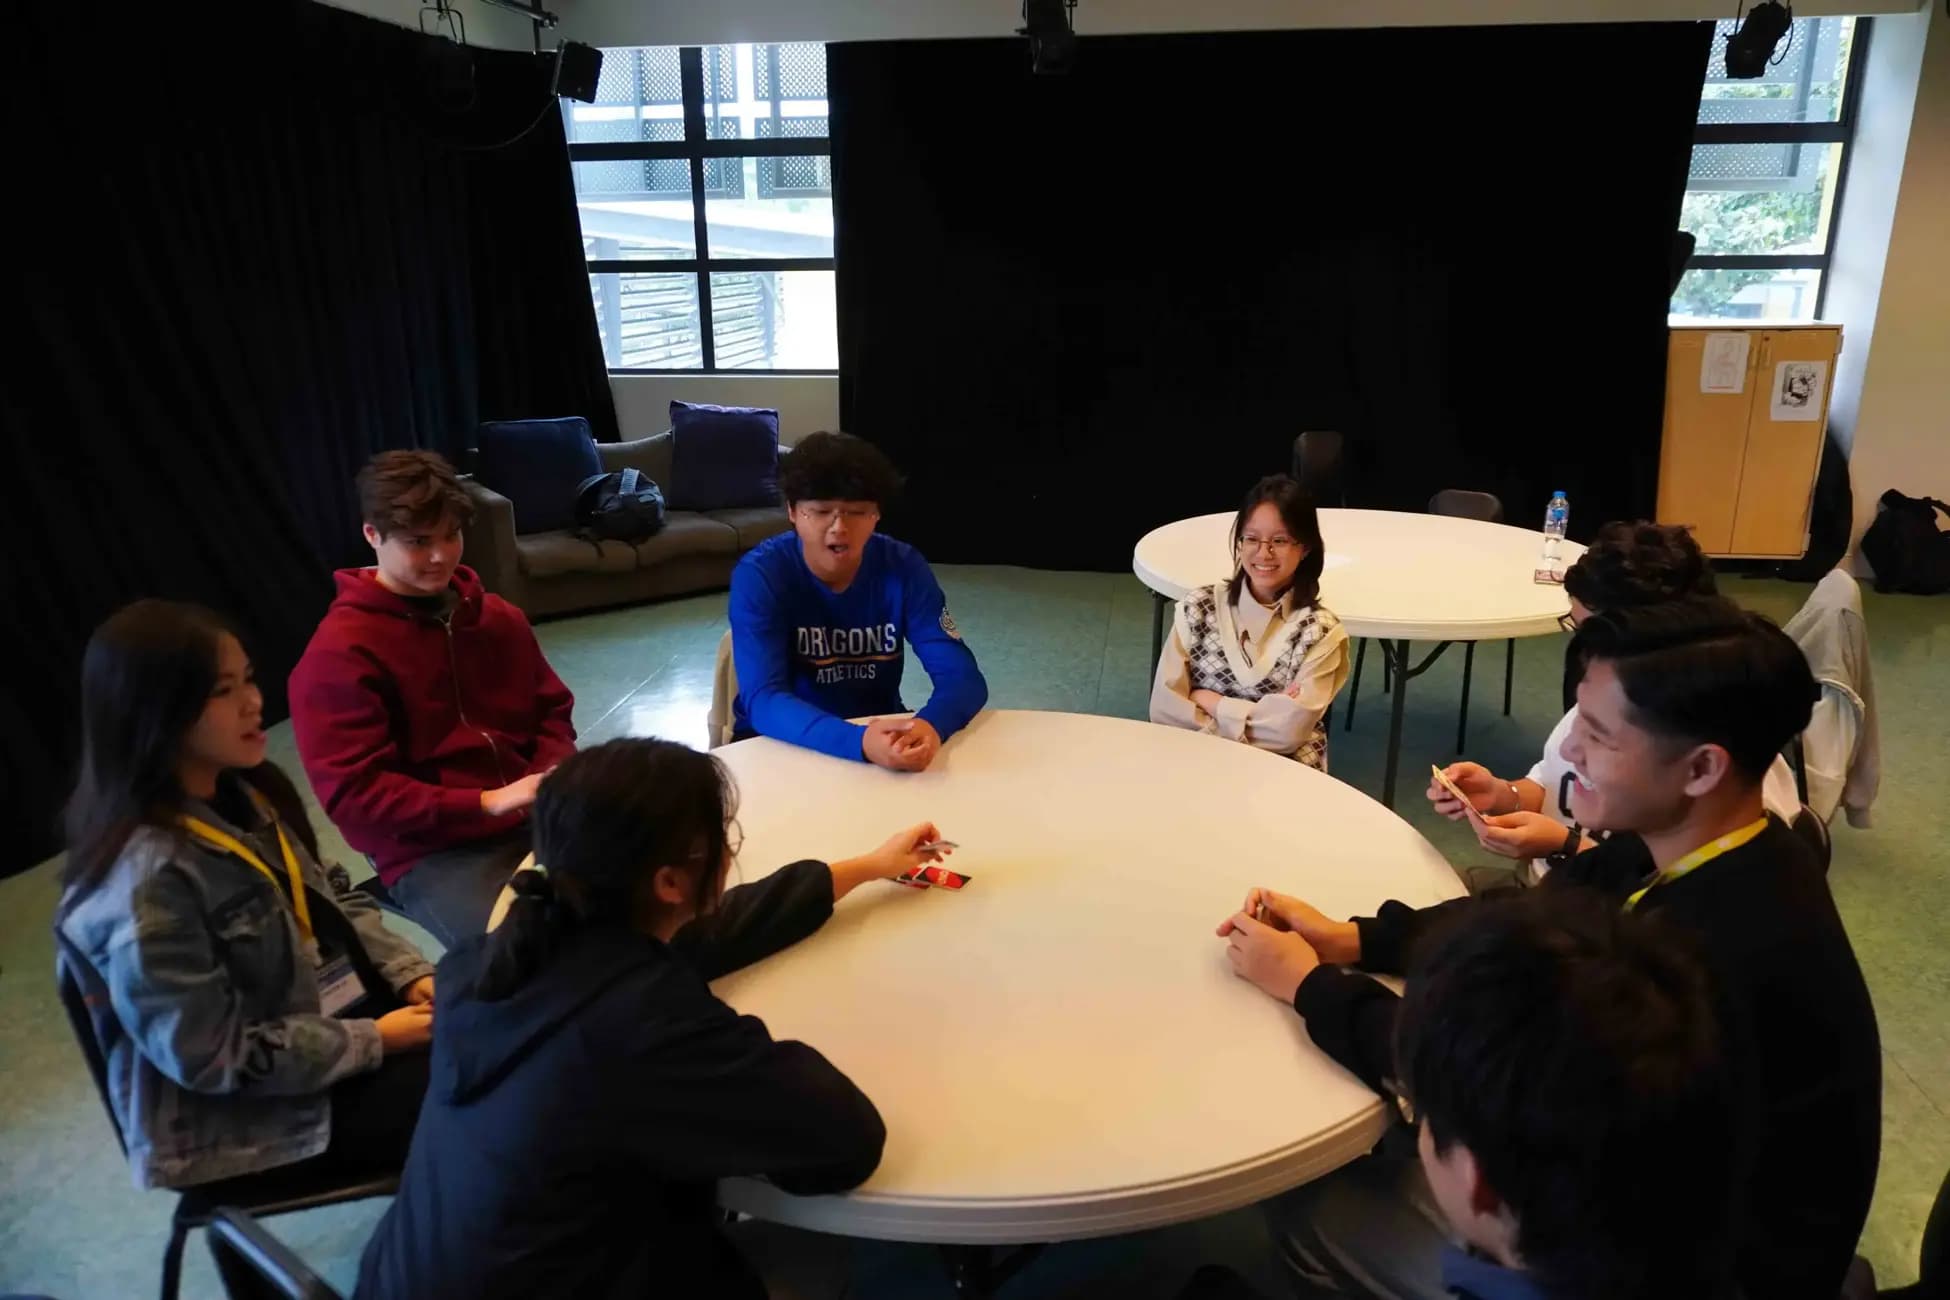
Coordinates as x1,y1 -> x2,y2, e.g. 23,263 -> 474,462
830,23 -> 1711,568
2,0 -> 615,874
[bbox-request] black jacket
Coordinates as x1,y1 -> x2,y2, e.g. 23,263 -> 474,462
1295,818 -> 1881,1300
355,860 -> 885,1300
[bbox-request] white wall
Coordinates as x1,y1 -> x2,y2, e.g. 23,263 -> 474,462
555,0 -> 1919,48
610,375 -> 841,445
1840,2 -> 1950,567
316,0 -> 538,49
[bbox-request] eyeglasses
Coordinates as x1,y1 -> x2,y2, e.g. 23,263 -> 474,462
1558,613 -> 1580,634
1238,535 -> 1299,554
798,505 -> 878,524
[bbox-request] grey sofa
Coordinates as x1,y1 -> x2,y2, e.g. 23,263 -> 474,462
462,430 -> 792,619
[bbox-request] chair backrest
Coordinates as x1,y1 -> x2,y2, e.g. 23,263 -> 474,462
53,927 -> 128,1156
1428,489 -> 1504,523
1789,805 -> 1832,876
1290,431 -> 1346,505
207,1207 -> 345,1300
707,630 -> 738,751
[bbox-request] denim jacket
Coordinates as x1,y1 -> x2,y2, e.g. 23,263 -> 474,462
57,779 -> 435,1188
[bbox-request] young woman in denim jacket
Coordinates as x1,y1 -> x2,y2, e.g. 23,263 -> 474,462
58,600 -> 437,1190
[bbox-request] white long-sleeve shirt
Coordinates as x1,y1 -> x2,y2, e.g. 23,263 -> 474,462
1149,587 -> 1351,757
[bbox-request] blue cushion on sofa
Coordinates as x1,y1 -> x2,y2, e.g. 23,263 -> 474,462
476,417 -> 603,535
666,402 -> 780,511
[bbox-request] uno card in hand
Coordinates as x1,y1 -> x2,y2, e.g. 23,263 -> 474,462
897,864 -> 971,891
1430,765 -> 1489,828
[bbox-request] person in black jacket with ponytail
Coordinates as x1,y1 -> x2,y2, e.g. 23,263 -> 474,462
356,737 -> 951,1300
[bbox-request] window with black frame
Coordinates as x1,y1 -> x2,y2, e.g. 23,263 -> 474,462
565,43 -> 835,371
1672,15 -> 1868,321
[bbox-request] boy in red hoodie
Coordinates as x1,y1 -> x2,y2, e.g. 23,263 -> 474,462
289,451 -> 576,946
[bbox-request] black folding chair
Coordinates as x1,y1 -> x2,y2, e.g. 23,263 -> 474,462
53,931 -> 397,1300
207,1208 -> 344,1300
1789,804 -> 1833,876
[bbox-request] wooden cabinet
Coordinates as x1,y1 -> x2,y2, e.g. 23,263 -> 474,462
1657,322 -> 1842,558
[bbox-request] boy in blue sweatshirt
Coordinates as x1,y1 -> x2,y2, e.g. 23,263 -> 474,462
729,432 -> 988,769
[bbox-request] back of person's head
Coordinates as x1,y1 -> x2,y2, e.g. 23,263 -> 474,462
64,599 -> 317,898
1225,474 -> 1326,609
1573,596 -> 1817,782
778,431 -> 903,509
1563,521 -> 1716,614
1397,889 -> 1742,1299
357,449 -> 474,539
475,738 -> 738,1000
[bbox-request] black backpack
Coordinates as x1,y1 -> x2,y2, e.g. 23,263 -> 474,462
1861,489 -> 1950,595
573,468 -> 666,544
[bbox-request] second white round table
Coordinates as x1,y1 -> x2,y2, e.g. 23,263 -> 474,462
1133,508 -> 1585,806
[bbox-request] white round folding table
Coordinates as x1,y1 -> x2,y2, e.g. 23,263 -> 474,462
698,709 -> 1462,1288
1133,509 -> 1585,807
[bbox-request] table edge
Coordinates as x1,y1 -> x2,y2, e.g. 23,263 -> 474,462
718,1101 -> 1391,1244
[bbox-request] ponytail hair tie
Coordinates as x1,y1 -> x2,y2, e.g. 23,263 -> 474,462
509,865 -> 555,901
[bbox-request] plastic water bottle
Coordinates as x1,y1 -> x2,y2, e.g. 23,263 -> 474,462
1541,491 -> 1570,567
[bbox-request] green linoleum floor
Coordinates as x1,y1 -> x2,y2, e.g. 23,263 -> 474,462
3,568 -> 1945,1299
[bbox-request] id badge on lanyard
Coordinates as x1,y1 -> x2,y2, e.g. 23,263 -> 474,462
314,951 -> 367,1017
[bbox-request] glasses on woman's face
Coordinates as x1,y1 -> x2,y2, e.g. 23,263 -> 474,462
1558,613 -> 1580,634
1239,534 -> 1299,555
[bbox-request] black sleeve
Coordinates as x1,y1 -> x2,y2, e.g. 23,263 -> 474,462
619,1001 -> 886,1195
1547,832 -> 1655,901
1353,896 -> 1476,976
671,859 -> 835,982
1292,966 -> 1402,1099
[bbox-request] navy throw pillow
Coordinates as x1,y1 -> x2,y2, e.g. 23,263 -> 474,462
476,417 -> 603,534
667,402 -> 781,511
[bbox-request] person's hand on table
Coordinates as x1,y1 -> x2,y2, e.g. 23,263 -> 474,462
402,975 -> 436,1006
1190,689 -> 1227,719
1225,888 -> 1361,965
1474,811 -> 1572,861
862,718 -> 931,772
1217,910 -> 1321,1004
1426,761 -> 1512,821
888,717 -> 942,770
829,822 -> 952,899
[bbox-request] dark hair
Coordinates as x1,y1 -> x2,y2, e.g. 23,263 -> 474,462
476,738 -> 738,1000
1226,475 -> 1326,610
1572,596 -> 1818,780
777,431 -> 903,508
1397,889 -> 1741,1300
357,449 -> 475,538
64,600 -> 320,898
1563,521 -> 1716,613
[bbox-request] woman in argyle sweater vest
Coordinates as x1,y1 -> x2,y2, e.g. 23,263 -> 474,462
1150,476 -> 1350,771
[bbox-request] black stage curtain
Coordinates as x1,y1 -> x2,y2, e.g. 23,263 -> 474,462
830,24 -> 1711,568
1,0 -> 614,874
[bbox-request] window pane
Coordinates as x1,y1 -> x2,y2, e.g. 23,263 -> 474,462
1681,141 -> 1840,256
573,157 -> 697,258
561,47 -> 686,144
710,270 -> 836,369
590,271 -> 704,369
1671,267 -> 1822,322
701,43 -> 829,143
1698,17 -> 1855,124
704,161 -> 834,259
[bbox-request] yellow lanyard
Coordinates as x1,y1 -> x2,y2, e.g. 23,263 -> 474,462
1625,817 -> 1768,910
180,790 -> 314,945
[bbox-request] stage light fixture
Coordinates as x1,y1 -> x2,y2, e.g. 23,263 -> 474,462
1724,1 -> 1794,79
1019,0 -> 1079,75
